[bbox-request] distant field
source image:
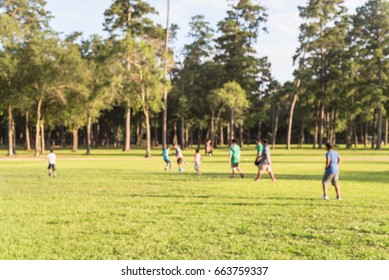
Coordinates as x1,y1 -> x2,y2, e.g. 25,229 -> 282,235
0,146 -> 388,260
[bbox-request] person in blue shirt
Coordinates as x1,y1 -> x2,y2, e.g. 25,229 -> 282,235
163,146 -> 172,171
322,142 -> 342,200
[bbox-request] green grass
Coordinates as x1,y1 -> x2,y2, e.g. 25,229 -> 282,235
0,146 -> 388,260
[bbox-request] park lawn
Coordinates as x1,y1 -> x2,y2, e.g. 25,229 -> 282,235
0,146 -> 388,260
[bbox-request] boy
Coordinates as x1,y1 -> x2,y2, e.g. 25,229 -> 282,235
322,142 -> 342,200
228,139 -> 244,178
255,139 -> 276,182
174,143 -> 184,172
194,149 -> 202,176
47,148 -> 57,177
205,139 -> 213,157
163,146 -> 172,171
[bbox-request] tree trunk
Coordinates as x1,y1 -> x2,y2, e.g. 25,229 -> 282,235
385,118 -> 388,146
173,121 -> 178,145
220,123 -> 224,146
298,118 -> 305,148
185,126 -> 189,150
72,128 -> 79,152
123,102 -> 131,151
144,107 -> 151,158
364,121 -> 368,148
197,122 -> 201,150
229,108 -> 235,144
376,108 -> 383,150
136,117 -> 142,147
318,102 -> 324,149
272,104 -> 279,150
313,101 -> 320,149
287,92 -> 298,150
162,0 -> 171,150
257,120 -> 262,139
41,120 -> 45,154
86,112 -> 92,155
371,113 -> 376,150
239,122 -> 244,147
353,120 -> 358,148
7,105 -> 14,156
180,117 -> 185,149
346,119 -> 352,149
25,111 -> 31,151
34,97 -> 43,157
60,124 -> 66,147
12,113 -> 16,155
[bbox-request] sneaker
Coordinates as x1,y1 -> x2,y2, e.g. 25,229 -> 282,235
240,174 -> 244,178
322,195 -> 329,200
336,197 -> 342,200
48,173 -> 51,177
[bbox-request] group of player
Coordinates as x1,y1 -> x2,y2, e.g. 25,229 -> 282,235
162,138 -> 277,182
161,138 -> 342,200
45,136 -> 342,200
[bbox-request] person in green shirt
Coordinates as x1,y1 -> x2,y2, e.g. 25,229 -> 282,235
228,139 -> 244,178
255,138 -> 263,166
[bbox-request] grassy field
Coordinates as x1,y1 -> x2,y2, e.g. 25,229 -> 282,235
0,146 -> 388,260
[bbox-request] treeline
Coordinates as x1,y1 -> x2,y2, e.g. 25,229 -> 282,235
0,0 -> 388,157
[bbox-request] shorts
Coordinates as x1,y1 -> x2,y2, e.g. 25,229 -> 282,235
48,164 -> 56,171
194,162 -> 201,170
177,158 -> 183,165
259,164 -> 272,173
231,162 -> 239,169
322,173 -> 339,186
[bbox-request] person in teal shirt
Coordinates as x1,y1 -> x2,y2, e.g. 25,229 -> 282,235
162,146 -> 172,171
228,139 -> 244,178
255,138 -> 263,166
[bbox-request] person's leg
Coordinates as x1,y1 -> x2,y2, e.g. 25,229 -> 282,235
333,174 -> 341,199
322,182 -> 329,199
52,165 -> 56,177
231,163 -> 236,178
236,166 -> 244,178
169,160 -> 172,170
269,172 -> 276,182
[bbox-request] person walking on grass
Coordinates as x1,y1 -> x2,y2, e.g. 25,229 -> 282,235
254,138 -> 263,166
174,143 -> 184,172
322,142 -> 342,200
205,139 -> 213,157
163,146 -> 172,171
255,139 -> 276,182
229,139 -> 244,178
47,148 -> 57,178
194,149 -> 202,176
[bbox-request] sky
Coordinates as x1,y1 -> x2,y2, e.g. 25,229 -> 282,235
46,0 -> 366,83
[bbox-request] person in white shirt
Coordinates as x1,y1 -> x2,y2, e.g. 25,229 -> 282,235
194,149 -> 202,176
174,144 -> 184,172
47,149 -> 57,177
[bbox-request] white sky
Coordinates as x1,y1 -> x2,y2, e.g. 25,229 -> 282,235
46,0 -> 366,83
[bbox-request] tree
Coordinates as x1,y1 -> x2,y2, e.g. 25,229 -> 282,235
0,0 -> 50,156
350,0 -> 389,150
104,0 -> 158,152
295,0 -> 348,148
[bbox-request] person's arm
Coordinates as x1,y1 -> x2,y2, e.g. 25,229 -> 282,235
325,156 -> 331,170
266,152 -> 271,165
228,152 -> 232,164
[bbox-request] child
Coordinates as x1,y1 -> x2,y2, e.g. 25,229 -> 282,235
194,149 -> 202,176
174,143 -> 184,172
163,146 -> 172,171
47,148 -> 57,177
205,139 -> 213,157
322,142 -> 342,200
228,139 -> 244,178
